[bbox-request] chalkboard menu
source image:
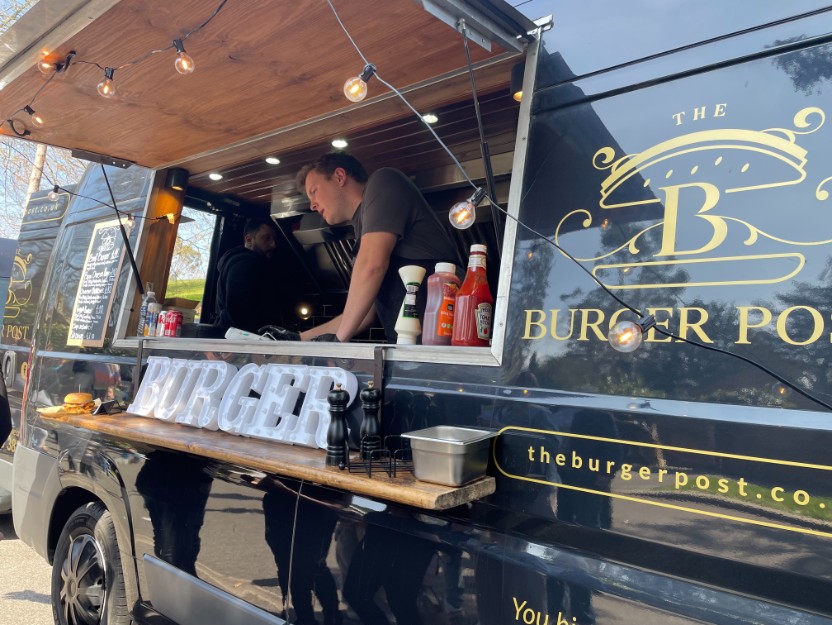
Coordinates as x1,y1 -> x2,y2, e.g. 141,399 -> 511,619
67,218 -> 127,347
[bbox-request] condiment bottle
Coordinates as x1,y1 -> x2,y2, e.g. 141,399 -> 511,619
422,262 -> 460,346
144,302 -> 162,337
394,265 -> 427,345
136,283 -> 156,336
451,244 -> 493,347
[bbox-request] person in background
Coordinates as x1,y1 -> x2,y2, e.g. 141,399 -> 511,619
296,152 -> 456,343
214,217 -> 285,334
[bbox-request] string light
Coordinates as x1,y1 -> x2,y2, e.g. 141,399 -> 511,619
608,316 -> 656,353
37,59 -> 57,76
48,185 -> 60,201
343,63 -> 376,102
449,187 -> 485,229
23,105 -> 44,128
97,67 -> 116,98
173,39 -> 195,75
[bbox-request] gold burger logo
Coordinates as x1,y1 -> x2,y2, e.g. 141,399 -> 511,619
523,105 -> 832,345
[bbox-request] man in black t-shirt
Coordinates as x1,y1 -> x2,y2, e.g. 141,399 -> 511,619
296,153 -> 455,342
214,217 -> 285,334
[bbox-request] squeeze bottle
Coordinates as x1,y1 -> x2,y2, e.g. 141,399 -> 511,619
394,265 -> 427,344
136,283 -> 156,336
451,245 -> 493,347
422,262 -> 460,345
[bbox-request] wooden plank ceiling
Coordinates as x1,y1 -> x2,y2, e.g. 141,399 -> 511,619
0,0 -> 523,202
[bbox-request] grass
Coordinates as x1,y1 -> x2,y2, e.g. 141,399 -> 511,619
165,278 -> 206,303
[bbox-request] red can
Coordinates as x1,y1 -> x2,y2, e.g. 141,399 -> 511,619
164,310 -> 183,337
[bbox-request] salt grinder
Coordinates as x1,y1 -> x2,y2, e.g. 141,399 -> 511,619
359,381 -> 381,459
326,383 -> 349,469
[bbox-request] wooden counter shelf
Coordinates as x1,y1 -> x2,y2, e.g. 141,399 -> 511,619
41,411 -> 496,511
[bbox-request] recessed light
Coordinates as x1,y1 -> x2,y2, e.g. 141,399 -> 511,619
208,173 -> 223,181
331,138 -> 348,149
265,157 -> 280,165
421,113 -> 438,124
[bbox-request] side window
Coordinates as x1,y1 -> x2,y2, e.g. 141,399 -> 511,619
166,206 -> 217,323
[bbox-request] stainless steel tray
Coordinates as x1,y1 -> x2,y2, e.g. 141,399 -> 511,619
402,426 -> 498,486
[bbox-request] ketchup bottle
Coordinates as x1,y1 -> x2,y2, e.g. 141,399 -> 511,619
452,244 -> 493,347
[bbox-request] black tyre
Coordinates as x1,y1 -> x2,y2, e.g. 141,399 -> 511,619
51,502 -> 130,625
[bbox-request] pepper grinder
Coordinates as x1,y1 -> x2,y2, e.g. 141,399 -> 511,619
359,381 -> 382,459
326,383 -> 349,469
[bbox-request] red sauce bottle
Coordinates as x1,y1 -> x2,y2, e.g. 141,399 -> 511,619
451,244 -> 493,347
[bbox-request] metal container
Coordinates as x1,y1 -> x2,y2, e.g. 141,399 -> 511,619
402,426 -> 498,486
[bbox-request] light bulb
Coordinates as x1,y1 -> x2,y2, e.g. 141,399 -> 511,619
48,185 -> 60,201
344,76 -> 368,102
449,202 -> 475,229
298,304 -> 312,320
343,63 -> 376,103
421,113 -> 439,124
265,156 -> 280,165
609,315 -> 655,353
173,39 -> 194,75
772,382 -> 792,398
97,67 -> 116,98
331,138 -> 348,149
37,60 -> 56,76
24,105 -> 44,128
448,187 -> 485,230
608,321 -> 643,353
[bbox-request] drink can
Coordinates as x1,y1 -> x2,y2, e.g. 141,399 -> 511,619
156,311 -> 167,337
165,310 -> 183,337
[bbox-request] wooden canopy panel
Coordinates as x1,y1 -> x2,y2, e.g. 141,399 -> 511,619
0,0 -> 513,172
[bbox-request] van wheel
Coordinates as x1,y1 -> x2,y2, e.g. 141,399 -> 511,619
51,502 -> 130,625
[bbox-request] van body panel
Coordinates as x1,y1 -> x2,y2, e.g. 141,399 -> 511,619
10,3 -> 832,625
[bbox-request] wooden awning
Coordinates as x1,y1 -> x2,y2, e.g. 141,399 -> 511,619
0,0 -> 535,177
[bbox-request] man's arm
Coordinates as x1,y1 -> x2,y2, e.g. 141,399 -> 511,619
300,231 -> 396,341
299,305 -> 377,340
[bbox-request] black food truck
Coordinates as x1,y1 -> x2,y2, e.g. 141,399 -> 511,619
0,186 -> 73,513
6,1 -> 832,625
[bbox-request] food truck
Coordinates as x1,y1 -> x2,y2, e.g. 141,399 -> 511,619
6,1 -> 832,624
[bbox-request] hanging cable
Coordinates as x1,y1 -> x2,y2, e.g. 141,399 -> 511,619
100,164 -> 145,296
458,19 -> 502,256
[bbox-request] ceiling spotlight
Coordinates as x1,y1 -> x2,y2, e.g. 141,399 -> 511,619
23,105 -> 44,128
265,156 -> 281,165
608,315 -> 656,353
173,39 -> 195,75
97,67 -> 116,98
449,187 -> 486,230
331,138 -> 348,149
421,113 -> 439,124
343,63 -> 376,103
208,172 -> 223,181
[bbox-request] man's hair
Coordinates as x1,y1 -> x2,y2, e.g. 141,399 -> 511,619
243,216 -> 275,238
296,152 -> 369,194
